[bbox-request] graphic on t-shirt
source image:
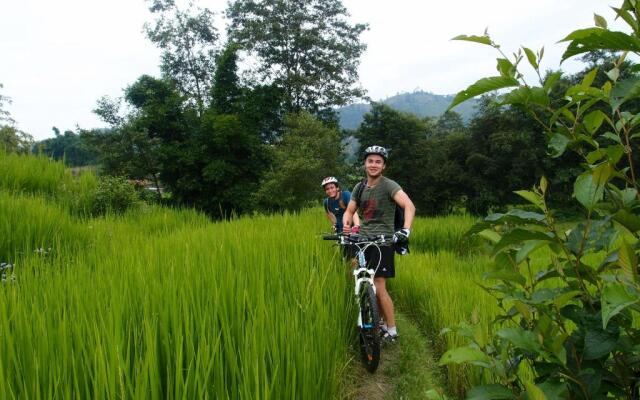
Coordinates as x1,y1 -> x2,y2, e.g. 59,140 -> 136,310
362,199 -> 384,221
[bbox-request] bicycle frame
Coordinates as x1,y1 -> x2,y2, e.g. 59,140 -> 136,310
323,233 -> 394,374
333,234 -> 393,329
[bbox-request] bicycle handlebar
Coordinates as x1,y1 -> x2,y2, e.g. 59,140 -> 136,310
322,233 -> 395,244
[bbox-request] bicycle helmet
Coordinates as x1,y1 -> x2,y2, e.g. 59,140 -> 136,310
363,145 -> 388,161
321,176 -> 339,187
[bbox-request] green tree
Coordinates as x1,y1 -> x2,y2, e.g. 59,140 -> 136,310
210,43 -> 242,115
464,98 -> 548,214
256,112 -> 347,211
88,76 -> 184,197
0,84 -> 33,154
210,42 -> 285,143
0,125 -> 33,154
144,0 -> 219,115
240,83 -> 285,143
0,83 -> 14,125
226,0 -> 368,114
36,128 -> 97,166
433,110 -> 466,136
413,133 -> 470,214
188,113 -> 269,216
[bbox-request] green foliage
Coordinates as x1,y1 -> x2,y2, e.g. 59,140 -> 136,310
464,98 -> 553,214
0,83 -> 14,125
144,0 -> 219,115
210,43 -> 242,115
0,125 -> 33,154
92,176 -> 141,216
189,113 -> 269,216
227,0 -> 368,114
0,85 -> 33,154
443,2 -> 640,398
433,110 -> 467,137
35,128 -> 97,166
0,152 -> 97,215
255,112 -> 347,211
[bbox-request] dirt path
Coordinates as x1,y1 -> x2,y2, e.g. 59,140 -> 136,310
347,341 -> 397,399
343,312 -> 447,399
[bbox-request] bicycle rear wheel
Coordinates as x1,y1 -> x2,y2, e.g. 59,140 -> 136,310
358,282 -> 381,373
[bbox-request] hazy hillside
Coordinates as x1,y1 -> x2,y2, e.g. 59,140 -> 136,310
338,91 -> 478,130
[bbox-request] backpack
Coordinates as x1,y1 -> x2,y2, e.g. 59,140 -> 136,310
354,178 -> 408,255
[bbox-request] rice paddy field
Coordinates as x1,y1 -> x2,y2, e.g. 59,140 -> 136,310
1,152 -> 503,399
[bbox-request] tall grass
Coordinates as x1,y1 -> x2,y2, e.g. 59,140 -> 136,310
1,206 -> 354,399
409,214 -> 482,254
0,151 -> 97,214
1,154 -> 355,399
392,250 -> 497,397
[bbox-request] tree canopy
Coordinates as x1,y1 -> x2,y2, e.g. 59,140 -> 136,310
227,0 -> 368,114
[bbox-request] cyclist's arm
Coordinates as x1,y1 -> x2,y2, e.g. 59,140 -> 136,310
343,199 -> 358,230
353,211 -> 361,226
393,190 -> 415,229
325,210 -> 337,225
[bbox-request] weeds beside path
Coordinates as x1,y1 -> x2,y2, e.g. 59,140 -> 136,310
343,312 -> 447,399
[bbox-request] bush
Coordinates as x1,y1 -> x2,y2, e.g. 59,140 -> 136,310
442,3 -> 640,398
92,176 -> 140,216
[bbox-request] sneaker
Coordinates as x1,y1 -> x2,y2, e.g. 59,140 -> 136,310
381,331 -> 398,343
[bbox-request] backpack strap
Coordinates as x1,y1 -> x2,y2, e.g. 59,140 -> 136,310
354,178 -> 367,207
338,191 -> 347,210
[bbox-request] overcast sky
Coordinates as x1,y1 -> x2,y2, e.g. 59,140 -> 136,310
0,0 -> 622,140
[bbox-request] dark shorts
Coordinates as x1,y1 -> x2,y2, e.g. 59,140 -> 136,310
341,244 -> 357,260
364,245 -> 395,278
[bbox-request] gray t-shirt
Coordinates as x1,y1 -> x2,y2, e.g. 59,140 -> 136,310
352,176 -> 402,237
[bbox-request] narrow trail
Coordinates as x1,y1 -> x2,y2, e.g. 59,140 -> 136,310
343,312 -> 447,399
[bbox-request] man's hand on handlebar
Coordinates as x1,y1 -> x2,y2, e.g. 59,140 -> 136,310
342,224 -> 360,235
393,228 -> 410,244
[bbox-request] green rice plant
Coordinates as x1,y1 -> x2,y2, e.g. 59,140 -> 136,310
392,249 -> 497,397
0,152 -> 97,215
0,191 -> 89,261
0,203 -> 354,399
409,214 -> 482,254
0,151 -> 68,196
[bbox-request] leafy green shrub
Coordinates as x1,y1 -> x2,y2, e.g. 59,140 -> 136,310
92,176 -> 140,216
441,2 -> 640,398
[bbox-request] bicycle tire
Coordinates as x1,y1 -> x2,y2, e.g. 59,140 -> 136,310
358,282 -> 381,373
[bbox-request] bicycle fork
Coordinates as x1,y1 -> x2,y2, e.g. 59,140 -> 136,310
353,263 -> 376,329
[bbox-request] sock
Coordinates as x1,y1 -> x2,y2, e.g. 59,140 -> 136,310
382,324 -> 388,332
387,326 -> 397,336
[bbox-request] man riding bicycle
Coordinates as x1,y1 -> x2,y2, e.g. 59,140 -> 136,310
342,145 -> 416,342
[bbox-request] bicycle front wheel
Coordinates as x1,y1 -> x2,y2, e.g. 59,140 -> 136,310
358,282 -> 381,373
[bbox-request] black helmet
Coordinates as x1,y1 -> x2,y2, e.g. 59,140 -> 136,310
363,145 -> 388,161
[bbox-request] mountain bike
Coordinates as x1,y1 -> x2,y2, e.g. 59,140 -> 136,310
323,233 -> 394,373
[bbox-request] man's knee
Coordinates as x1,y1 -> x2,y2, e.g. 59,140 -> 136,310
374,278 -> 387,294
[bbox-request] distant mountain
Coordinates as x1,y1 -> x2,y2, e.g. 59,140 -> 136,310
338,91 -> 479,130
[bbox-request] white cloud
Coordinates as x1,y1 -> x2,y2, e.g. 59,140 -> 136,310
0,0 -> 628,139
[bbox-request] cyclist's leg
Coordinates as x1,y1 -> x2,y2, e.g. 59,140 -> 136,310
370,245 -> 396,331
374,277 -> 395,328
